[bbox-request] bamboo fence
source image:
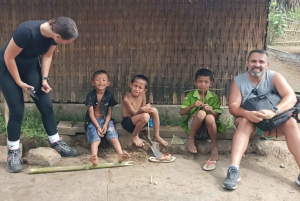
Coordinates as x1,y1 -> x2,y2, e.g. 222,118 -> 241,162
0,0 -> 269,106
268,18 -> 300,45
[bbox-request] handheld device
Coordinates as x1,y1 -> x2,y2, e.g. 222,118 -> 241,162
27,88 -> 39,100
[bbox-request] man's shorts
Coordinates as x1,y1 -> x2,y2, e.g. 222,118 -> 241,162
188,114 -> 210,139
232,117 -> 263,136
86,118 -> 118,143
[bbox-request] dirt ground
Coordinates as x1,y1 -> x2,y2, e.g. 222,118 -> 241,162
1,48 -> 300,201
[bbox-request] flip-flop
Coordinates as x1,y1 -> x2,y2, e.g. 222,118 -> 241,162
203,159 -> 217,171
149,153 -> 176,163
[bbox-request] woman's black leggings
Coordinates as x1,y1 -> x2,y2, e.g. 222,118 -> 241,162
0,55 -> 57,141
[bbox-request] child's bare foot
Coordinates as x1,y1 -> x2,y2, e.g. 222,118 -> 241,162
187,137 -> 197,153
131,135 -> 144,147
118,151 -> 130,163
89,155 -> 98,166
152,136 -> 168,146
210,147 -> 219,161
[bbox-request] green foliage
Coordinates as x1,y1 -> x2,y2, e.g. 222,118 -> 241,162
268,0 -> 300,44
0,112 -> 7,134
219,115 -> 235,129
287,7 -> 300,21
54,105 -> 85,124
21,108 -> 48,147
0,105 -> 85,147
159,110 -> 182,127
268,1 -> 288,44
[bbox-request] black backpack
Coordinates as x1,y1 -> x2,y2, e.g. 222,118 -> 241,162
242,91 -> 300,136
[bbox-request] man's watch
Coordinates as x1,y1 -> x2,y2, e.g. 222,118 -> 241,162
271,106 -> 279,116
42,76 -> 49,81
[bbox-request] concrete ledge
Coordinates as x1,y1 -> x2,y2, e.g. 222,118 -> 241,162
0,103 -> 232,125
57,121 -> 234,139
268,46 -> 300,62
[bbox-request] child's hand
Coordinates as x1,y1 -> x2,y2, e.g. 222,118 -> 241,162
193,100 -> 203,108
146,103 -> 153,113
142,104 -> 152,113
101,125 -> 108,135
202,104 -> 212,112
97,127 -> 104,137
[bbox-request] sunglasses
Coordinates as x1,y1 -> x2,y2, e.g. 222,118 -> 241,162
251,88 -> 258,96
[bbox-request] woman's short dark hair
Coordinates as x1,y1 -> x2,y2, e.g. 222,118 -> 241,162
49,17 -> 78,40
195,69 -> 214,82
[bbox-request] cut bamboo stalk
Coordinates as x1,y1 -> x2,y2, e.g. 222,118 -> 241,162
28,161 -> 133,174
202,85 -> 205,104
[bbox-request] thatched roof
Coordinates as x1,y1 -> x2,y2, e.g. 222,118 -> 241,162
277,0 -> 300,8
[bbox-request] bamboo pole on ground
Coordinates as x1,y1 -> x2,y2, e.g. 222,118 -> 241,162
28,161 -> 133,174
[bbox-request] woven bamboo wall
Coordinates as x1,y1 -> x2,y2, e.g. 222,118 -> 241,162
0,0 -> 268,105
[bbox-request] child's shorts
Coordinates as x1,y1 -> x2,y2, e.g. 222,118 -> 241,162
188,114 -> 210,139
121,117 -> 147,133
86,118 -> 118,143
121,117 -> 135,133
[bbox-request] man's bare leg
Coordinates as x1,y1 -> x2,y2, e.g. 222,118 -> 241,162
205,114 -> 218,161
188,110 -> 206,153
150,107 -> 168,146
269,118 -> 300,168
230,117 -> 256,165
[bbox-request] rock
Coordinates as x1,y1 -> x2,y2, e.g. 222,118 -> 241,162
27,147 -> 61,167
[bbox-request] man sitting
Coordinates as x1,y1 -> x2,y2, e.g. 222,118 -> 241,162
222,49 -> 300,190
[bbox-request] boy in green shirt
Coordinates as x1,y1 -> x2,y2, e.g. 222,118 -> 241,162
179,69 -> 225,170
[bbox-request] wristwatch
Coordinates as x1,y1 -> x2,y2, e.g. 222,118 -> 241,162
42,76 -> 49,81
271,106 -> 279,116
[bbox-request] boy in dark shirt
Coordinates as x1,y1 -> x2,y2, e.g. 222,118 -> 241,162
85,70 -> 130,165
